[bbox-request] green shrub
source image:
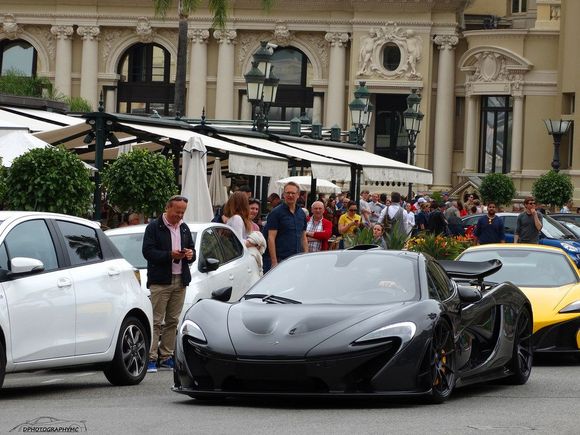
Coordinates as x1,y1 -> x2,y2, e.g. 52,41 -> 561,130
0,70 -> 52,97
102,149 -> 177,217
532,170 -> 574,209
479,173 -> 516,206
6,147 -> 94,216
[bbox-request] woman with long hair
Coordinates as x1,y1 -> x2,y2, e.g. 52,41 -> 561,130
223,191 -> 253,243
248,198 -> 262,231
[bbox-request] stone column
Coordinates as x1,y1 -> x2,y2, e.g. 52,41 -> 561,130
187,28 -> 210,118
432,34 -> 459,188
510,95 -> 524,173
77,26 -> 100,110
213,29 -> 237,120
463,93 -> 479,172
324,32 -> 349,129
50,25 -> 74,97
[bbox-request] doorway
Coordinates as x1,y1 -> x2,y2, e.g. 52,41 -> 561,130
374,94 -> 408,163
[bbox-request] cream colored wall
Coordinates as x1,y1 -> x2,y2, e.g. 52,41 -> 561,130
465,0 -> 508,17
522,95 -> 558,170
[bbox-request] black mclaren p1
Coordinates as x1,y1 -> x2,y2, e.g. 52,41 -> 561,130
172,250 -> 533,403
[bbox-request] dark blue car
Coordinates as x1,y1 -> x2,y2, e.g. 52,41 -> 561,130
462,212 -> 580,267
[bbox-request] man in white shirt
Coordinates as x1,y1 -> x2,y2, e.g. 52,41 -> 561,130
378,192 -> 408,236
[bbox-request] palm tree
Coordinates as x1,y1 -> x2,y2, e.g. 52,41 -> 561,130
153,0 -> 274,117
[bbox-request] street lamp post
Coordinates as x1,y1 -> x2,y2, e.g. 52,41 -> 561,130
544,119 -> 572,172
403,89 -> 424,202
244,41 -> 279,132
348,81 -> 374,204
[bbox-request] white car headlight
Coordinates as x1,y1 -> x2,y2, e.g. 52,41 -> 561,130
559,300 -> 580,314
354,321 -> 417,346
561,242 -> 580,253
179,320 -> 207,343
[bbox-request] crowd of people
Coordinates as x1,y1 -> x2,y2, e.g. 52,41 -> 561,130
140,186 -> 557,372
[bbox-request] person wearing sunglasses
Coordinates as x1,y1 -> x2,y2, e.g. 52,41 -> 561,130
338,201 -> 362,236
514,196 -> 543,244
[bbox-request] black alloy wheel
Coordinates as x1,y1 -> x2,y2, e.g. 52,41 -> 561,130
428,320 -> 456,403
104,316 -> 149,386
505,308 -> 533,385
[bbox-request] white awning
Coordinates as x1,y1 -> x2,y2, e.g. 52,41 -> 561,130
0,109 -> 63,132
1,107 -> 85,126
220,134 -> 351,181
281,141 -> 433,185
119,123 -> 288,178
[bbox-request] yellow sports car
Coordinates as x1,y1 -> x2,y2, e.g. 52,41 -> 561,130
457,244 -> 580,356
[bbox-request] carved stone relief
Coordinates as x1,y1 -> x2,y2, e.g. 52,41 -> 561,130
27,26 -> 55,67
188,28 -> 210,44
214,29 -> 237,45
463,51 -> 530,97
77,26 -> 100,41
50,25 -> 74,40
324,32 -> 349,48
272,21 -> 293,46
356,22 -> 423,79
136,17 -> 154,43
100,28 -> 133,63
2,14 -> 22,40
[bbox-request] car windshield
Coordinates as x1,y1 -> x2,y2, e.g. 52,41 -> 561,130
541,215 -> 576,240
459,249 -> 578,287
108,231 -> 197,269
246,252 -> 419,304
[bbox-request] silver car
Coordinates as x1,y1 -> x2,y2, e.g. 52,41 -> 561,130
105,222 -> 261,316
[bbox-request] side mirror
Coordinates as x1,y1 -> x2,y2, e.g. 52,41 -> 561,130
8,257 -> 44,278
200,257 -> 220,273
211,286 -> 232,302
457,285 -> 482,304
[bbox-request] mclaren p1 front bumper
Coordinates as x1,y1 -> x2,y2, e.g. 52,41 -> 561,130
172,335 -> 432,398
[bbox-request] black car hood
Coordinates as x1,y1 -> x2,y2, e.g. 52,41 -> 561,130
227,301 -> 402,358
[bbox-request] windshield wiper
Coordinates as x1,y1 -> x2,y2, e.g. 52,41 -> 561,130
243,294 -> 302,304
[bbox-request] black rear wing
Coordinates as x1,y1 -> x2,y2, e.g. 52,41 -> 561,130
438,259 -> 502,290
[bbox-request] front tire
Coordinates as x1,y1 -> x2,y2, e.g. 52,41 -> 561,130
505,308 -> 533,385
428,319 -> 456,404
0,338 -> 5,389
104,316 -> 149,386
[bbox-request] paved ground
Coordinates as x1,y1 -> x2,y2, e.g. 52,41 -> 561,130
0,356 -> 579,434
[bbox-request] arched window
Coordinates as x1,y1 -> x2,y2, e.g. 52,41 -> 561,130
116,43 -> 174,115
266,47 -> 314,121
0,39 -> 37,76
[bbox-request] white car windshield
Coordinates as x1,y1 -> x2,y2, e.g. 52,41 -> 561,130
108,232 -> 197,269
246,252 -> 419,305
459,249 -> 578,287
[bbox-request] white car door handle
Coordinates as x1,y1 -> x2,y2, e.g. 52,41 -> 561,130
229,274 -> 234,280
57,277 -> 72,288
108,268 -> 121,277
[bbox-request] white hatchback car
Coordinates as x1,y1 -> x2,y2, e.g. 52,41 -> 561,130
0,212 -> 153,389
105,222 -> 260,316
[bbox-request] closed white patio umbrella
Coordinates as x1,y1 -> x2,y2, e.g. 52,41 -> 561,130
181,136 -> 213,222
208,157 -> 228,207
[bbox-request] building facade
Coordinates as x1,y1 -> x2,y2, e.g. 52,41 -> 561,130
0,0 -> 576,201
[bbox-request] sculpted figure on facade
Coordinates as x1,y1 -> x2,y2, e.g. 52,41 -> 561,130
356,22 -> 423,79
2,14 -> 22,40
272,21 -> 293,46
136,17 -> 154,43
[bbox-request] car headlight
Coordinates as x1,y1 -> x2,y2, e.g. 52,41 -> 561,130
354,321 -> 417,346
561,242 -> 580,253
179,320 -> 207,344
559,300 -> 580,314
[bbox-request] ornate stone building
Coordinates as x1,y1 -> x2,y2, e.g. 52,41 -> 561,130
0,0 -> 577,201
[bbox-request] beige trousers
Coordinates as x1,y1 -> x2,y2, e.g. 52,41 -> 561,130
149,274 -> 186,361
